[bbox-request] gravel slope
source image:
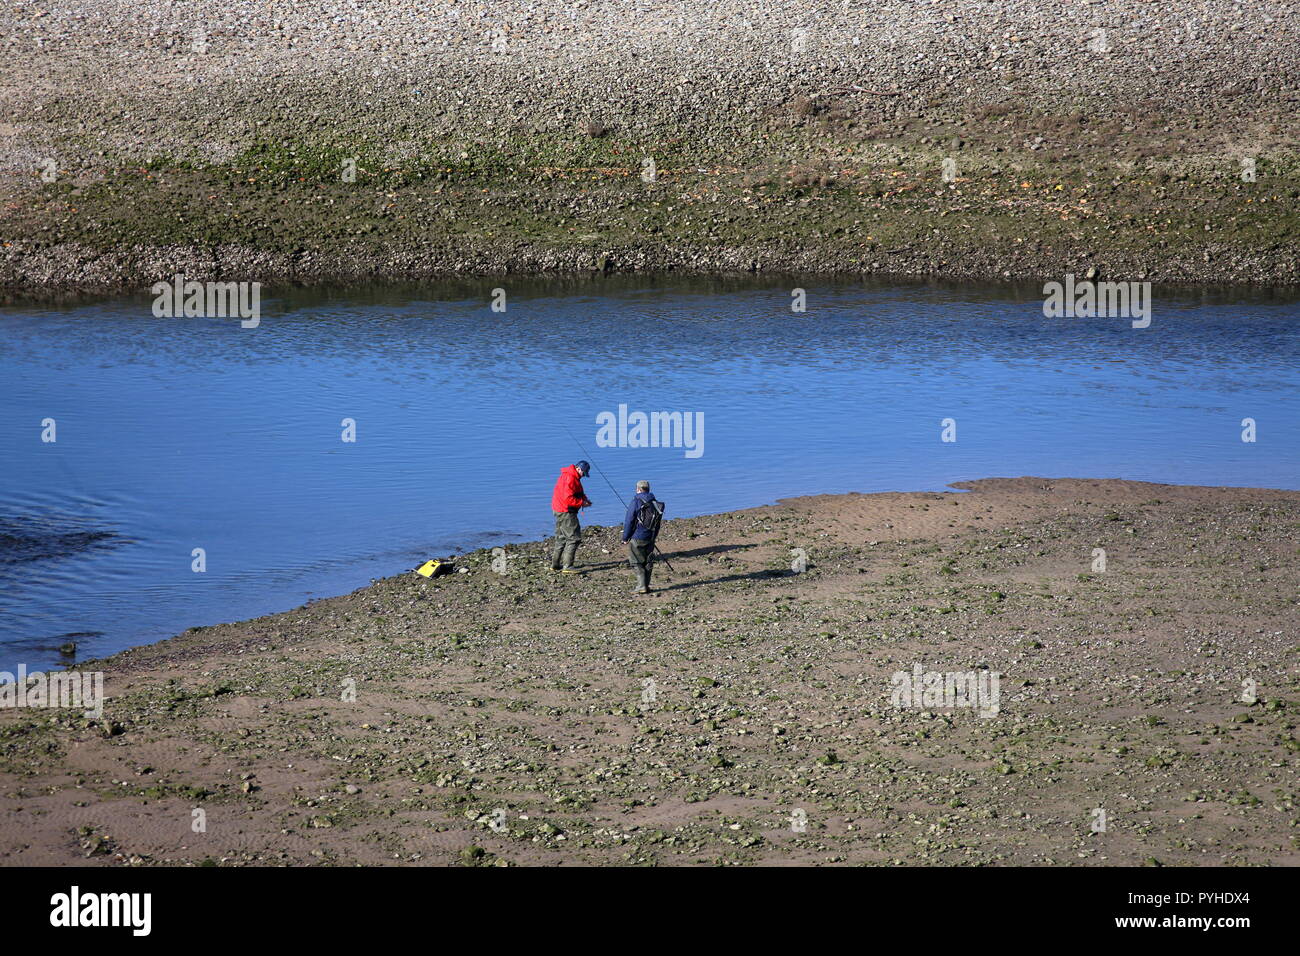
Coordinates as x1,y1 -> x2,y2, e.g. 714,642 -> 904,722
3,2 -> 1299,292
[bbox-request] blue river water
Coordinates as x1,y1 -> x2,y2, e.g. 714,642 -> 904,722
1,276 -> 1297,671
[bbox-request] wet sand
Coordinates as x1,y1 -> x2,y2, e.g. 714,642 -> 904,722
0,478 -> 1296,866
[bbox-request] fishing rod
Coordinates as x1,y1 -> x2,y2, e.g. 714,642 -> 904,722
561,425 -> 674,572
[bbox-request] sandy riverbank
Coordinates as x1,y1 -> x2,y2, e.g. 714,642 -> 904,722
3,1 -> 1299,297
0,477 -> 1296,866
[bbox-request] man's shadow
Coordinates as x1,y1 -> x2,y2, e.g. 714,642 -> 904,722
658,543 -> 755,560
578,543 -> 754,572
655,568 -> 793,592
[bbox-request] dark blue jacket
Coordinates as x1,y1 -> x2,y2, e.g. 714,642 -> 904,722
623,491 -> 661,542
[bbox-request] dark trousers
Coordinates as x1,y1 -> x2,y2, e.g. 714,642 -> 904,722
628,537 -> 654,591
551,510 -> 581,569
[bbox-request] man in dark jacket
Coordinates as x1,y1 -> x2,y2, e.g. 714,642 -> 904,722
622,480 -> 662,594
550,461 -> 591,572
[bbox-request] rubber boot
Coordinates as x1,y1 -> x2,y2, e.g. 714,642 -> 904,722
561,541 -> 580,570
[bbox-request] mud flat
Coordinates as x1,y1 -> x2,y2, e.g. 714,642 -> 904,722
0,478 -> 1296,866
3,1 -> 1300,296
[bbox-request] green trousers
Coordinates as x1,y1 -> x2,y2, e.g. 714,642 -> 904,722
551,510 -> 582,569
628,537 -> 654,592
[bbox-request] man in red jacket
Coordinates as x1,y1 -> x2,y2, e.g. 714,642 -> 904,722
550,461 -> 592,572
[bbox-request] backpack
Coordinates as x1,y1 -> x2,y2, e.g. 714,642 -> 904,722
415,558 -> 454,578
635,498 -> 665,538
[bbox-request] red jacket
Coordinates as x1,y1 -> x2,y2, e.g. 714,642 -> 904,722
551,464 -> 591,513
